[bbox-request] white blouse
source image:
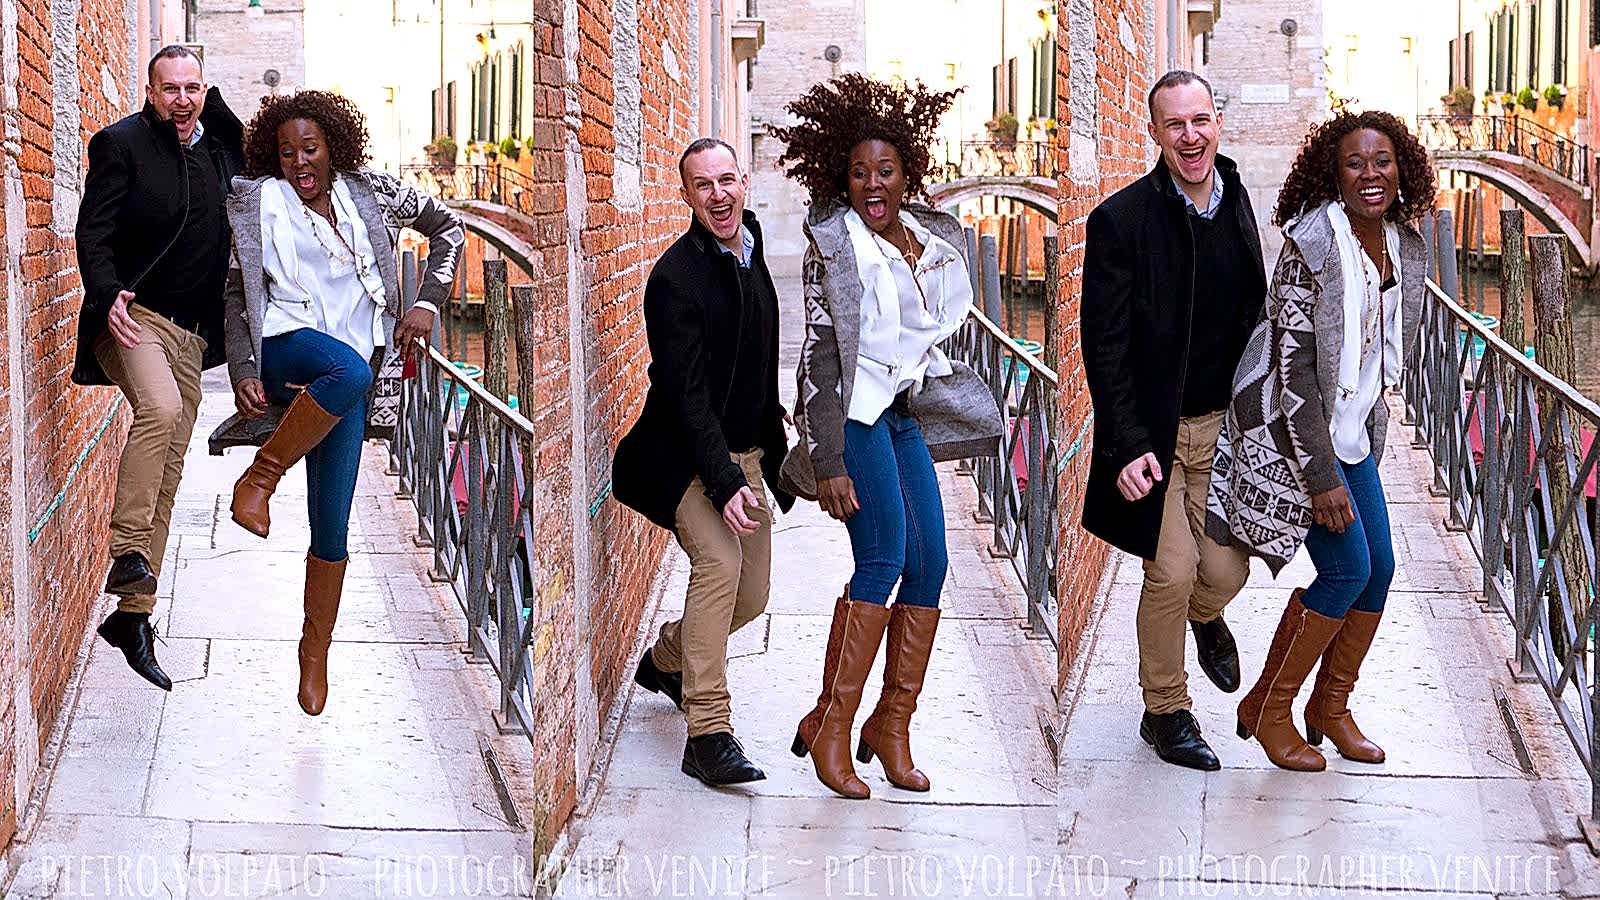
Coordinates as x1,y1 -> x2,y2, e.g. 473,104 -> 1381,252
844,209 -> 974,425
260,177 -> 387,360
1330,219 -> 1403,464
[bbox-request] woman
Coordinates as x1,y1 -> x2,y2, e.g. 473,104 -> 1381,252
223,90 -> 464,716
1207,111 -> 1435,771
773,74 -> 994,799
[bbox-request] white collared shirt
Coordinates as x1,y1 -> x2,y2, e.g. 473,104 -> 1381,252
845,209 -> 974,425
260,177 -> 387,360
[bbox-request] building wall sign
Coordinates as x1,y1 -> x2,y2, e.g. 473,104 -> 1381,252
1240,82 -> 1291,104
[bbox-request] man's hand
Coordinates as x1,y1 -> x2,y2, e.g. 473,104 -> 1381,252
394,307 -> 436,363
107,291 -> 141,348
1311,485 -> 1355,534
234,378 -> 269,418
721,486 -> 765,536
1116,452 -> 1164,502
817,475 -> 859,522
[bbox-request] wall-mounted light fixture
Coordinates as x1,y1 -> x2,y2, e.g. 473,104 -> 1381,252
245,0 -> 264,18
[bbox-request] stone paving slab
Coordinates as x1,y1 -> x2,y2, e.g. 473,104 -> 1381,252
1058,399 -> 1600,898
554,482 -> 1059,899
2,374 -> 539,898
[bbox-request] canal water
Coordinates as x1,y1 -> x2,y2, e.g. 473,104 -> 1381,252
1455,263 -> 1600,401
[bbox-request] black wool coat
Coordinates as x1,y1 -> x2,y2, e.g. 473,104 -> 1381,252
1079,155 -> 1267,560
72,87 -> 245,386
612,210 -> 795,531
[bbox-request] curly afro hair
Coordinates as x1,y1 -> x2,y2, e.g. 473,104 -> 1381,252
242,89 -> 371,179
770,74 -> 959,206
1273,110 -> 1436,226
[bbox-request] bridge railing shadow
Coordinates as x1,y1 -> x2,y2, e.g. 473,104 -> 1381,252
1404,230 -> 1600,842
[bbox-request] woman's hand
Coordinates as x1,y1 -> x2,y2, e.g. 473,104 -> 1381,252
1310,485 -> 1355,534
234,378 -> 269,418
818,475 -> 859,522
394,307 -> 436,363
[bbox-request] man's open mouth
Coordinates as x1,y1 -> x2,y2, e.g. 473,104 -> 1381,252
708,202 -> 735,227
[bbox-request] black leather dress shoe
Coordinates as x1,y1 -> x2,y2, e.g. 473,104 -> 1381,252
634,648 -> 684,710
1190,615 -> 1241,693
1140,709 -> 1220,771
682,732 -> 766,786
96,611 -> 172,691
105,552 -> 157,597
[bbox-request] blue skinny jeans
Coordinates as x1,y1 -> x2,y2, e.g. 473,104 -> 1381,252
842,407 -> 948,607
260,327 -> 372,563
1300,453 -> 1395,618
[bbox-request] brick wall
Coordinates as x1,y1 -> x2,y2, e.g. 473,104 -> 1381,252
1054,0 -> 1157,688
192,0 -> 306,121
0,0 -> 141,851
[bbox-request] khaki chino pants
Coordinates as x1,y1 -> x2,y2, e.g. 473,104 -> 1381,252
651,450 -> 772,737
1137,409 -> 1250,714
94,305 -> 205,614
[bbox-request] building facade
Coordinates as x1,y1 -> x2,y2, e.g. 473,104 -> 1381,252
1204,0 -> 1326,259
747,0 -> 866,278
191,0 -> 307,119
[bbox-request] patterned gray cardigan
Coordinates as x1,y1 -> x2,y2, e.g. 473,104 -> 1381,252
793,201 -> 972,479
221,168 -> 465,386
1205,204 -> 1428,574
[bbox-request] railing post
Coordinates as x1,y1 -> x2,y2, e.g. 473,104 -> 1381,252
981,233 -> 1003,325
1529,233 -> 1588,670
1500,209 -> 1527,357
483,259 -> 510,402
1435,208 -> 1461,303
1025,383 -> 1049,637
981,235 -> 1007,547
1042,235 -> 1059,372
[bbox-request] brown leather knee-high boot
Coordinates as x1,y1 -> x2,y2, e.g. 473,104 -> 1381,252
231,391 -> 341,537
857,604 -> 940,791
1304,608 -> 1386,763
1236,589 -> 1342,772
791,588 -> 891,799
298,554 -> 347,716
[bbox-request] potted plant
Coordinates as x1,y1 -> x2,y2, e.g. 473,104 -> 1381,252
1544,84 -> 1567,110
425,135 -> 458,170
498,135 -> 521,162
1443,86 -> 1476,120
1517,87 -> 1539,112
985,112 -> 1019,148
485,140 -> 499,163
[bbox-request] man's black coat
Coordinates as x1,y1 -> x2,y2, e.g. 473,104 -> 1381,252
1079,154 -> 1267,560
72,87 -> 244,386
613,210 -> 795,531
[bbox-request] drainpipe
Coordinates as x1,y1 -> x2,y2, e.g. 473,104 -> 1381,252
710,0 -> 723,137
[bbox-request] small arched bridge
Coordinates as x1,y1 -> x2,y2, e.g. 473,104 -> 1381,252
927,140 -> 1058,221
1418,115 -> 1595,270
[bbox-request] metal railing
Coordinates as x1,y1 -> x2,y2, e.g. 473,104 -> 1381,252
388,336 -> 541,736
1403,275 -> 1600,824
1418,114 -> 1592,187
932,140 -> 1053,182
948,306 -> 1059,645
399,163 -> 541,218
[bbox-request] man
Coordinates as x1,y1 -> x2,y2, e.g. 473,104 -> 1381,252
74,46 -> 244,690
1080,71 -> 1267,771
613,138 -> 793,787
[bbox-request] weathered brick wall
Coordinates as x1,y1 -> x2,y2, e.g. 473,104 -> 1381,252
1055,0 -> 1156,688
192,0 -> 307,121
0,0 -> 140,850
574,0 -> 678,737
